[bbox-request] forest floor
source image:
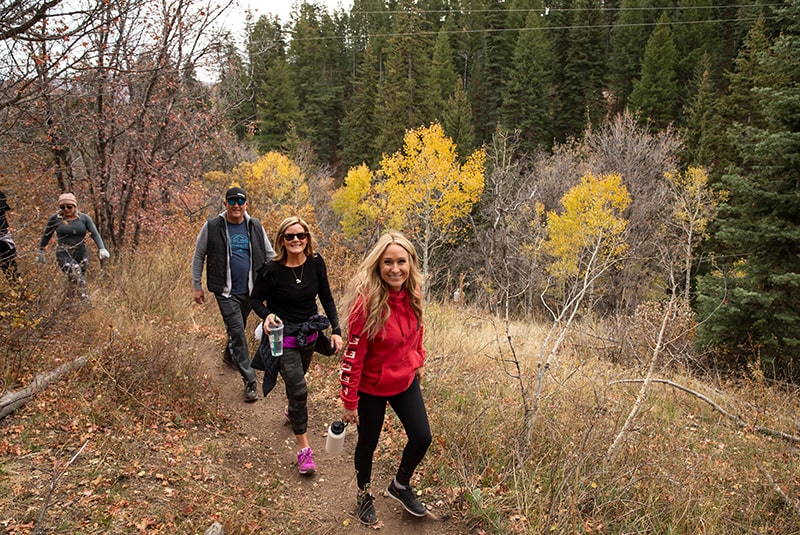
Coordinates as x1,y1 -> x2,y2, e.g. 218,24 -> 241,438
196,337 -> 472,535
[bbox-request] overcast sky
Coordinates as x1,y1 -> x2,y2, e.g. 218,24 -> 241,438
226,0 -> 354,30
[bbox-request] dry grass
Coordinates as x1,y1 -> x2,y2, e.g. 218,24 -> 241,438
2,232 -> 799,534
423,303 -> 800,534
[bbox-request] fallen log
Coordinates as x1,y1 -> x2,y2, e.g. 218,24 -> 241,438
0,355 -> 88,420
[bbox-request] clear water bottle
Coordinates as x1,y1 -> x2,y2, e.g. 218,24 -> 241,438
268,323 -> 284,357
325,420 -> 346,455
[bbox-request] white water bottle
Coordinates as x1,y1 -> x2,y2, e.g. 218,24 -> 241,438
325,420 -> 346,455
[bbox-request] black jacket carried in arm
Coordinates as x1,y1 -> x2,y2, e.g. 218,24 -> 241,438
191,212 -> 274,297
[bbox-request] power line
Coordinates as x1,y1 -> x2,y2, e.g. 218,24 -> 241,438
346,2 -> 786,16
278,14 -> 778,43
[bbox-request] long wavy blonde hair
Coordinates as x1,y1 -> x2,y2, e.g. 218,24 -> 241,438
343,231 -> 423,339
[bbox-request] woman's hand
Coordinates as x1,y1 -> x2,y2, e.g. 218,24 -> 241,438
342,408 -> 359,425
416,366 -> 424,380
331,334 -> 344,353
265,313 -> 282,328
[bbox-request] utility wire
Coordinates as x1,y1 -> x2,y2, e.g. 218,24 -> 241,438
347,3 -> 786,16
276,14 -> 778,42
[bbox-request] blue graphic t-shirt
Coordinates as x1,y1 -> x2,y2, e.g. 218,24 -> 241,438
227,220 -> 250,295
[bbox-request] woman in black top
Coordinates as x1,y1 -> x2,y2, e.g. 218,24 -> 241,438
250,216 -> 343,475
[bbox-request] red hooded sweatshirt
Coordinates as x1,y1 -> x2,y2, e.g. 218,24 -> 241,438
340,288 -> 426,410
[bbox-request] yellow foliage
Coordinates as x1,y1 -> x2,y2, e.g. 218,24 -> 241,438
544,172 -> 631,280
247,151 -> 309,211
331,164 -> 382,237
378,123 -> 485,241
664,166 -> 725,241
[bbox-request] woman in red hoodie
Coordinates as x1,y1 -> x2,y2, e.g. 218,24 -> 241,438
339,231 -> 431,526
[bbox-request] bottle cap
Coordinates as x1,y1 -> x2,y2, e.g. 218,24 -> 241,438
330,420 -> 345,434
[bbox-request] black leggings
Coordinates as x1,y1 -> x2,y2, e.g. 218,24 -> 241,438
354,377 -> 431,490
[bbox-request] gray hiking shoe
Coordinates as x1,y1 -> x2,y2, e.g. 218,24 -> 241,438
244,380 -> 257,402
387,479 -> 427,517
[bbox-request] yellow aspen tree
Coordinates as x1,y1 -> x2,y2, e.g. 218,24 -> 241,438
544,171 -> 631,282
331,163 -> 384,238
245,151 -> 311,214
525,172 -> 631,448
378,122 -> 486,282
664,166 -> 725,304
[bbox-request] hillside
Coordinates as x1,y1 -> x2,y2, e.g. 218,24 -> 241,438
1,246 -> 800,533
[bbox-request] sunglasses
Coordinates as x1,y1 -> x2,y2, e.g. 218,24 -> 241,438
59,205 -> 75,210
283,232 -> 308,241
226,198 -> 246,206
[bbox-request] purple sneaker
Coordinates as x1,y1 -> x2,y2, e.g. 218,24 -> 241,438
297,447 -> 317,474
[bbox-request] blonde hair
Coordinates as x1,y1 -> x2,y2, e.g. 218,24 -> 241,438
343,231 -> 423,339
272,216 -> 316,263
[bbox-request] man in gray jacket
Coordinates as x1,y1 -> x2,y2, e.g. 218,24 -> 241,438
192,187 -> 274,402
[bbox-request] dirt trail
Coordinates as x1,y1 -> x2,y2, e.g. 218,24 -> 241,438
197,342 -> 465,534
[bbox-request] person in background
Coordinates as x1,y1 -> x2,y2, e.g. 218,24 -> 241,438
250,216 -> 344,475
37,193 -> 109,299
339,231 -> 431,525
192,186 -> 274,403
0,189 -> 19,280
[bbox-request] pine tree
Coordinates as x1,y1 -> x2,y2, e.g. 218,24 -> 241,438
551,0 -> 609,141
695,1 -> 800,378
448,0 -> 514,147
428,27 -> 459,118
246,15 -> 298,152
442,80 -> 476,158
501,4 -> 554,151
374,0 -> 435,155
608,0 -> 669,112
288,3 -> 347,164
671,0 -> 724,120
629,12 -> 679,130
247,14 -> 287,106
341,43 -> 381,169
681,53 -> 719,166
707,17 -> 776,174
254,60 -> 301,153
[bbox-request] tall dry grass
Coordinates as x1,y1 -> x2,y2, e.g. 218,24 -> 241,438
422,302 -> 800,533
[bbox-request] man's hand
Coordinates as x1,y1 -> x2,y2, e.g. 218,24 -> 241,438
99,248 -> 110,260
194,289 -> 205,304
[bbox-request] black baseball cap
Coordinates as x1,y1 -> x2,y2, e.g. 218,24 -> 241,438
225,187 -> 246,200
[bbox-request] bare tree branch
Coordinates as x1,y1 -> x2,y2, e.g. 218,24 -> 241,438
609,377 -> 800,445
606,295 -> 676,460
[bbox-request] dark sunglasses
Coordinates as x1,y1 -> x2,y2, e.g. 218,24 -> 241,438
226,198 -> 246,206
59,205 -> 75,210
283,232 -> 308,241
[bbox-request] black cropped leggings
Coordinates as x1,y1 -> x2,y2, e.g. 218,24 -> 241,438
354,377 -> 431,490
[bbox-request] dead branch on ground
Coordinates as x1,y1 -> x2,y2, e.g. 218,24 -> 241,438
0,355 -> 89,420
33,439 -> 90,535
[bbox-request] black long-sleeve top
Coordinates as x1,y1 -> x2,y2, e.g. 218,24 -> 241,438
250,253 -> 341,336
